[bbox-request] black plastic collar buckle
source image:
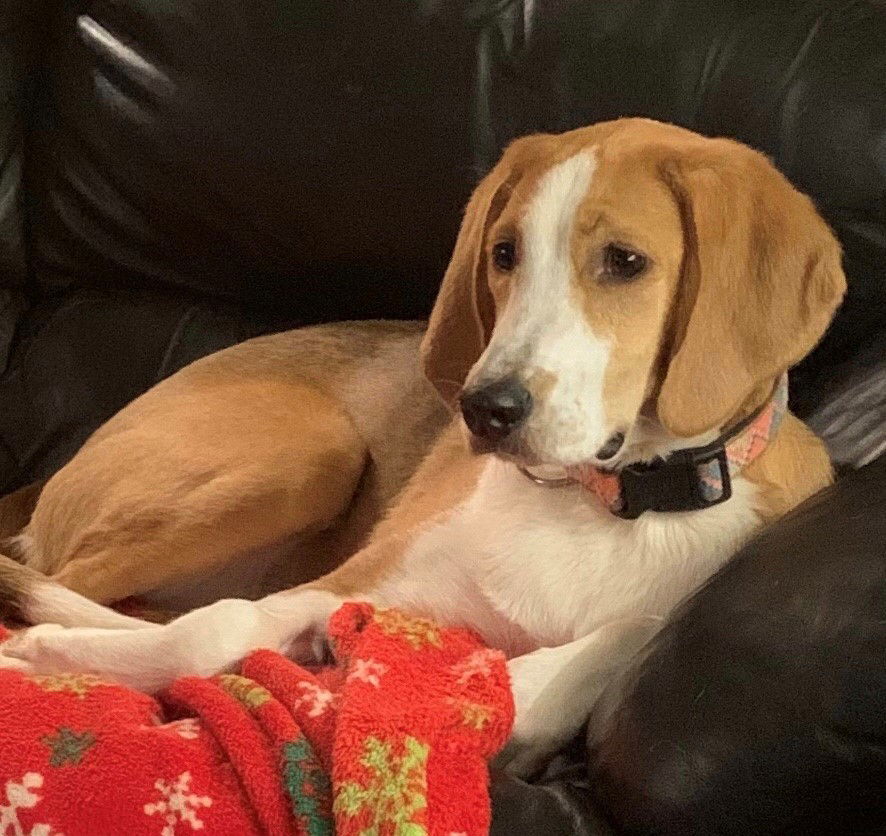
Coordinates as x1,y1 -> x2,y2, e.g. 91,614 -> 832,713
614,446 -> 732,520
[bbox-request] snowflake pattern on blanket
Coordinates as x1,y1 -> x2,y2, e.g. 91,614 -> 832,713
143,771 -> 212,835
0,605 -> 514,835
0,773 -> 62,836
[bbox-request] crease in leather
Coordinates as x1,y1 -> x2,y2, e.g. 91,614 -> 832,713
155,304 -> 199,383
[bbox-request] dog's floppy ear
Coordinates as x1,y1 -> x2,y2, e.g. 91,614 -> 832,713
656,143 -> 846,437
421,136 -> 540,406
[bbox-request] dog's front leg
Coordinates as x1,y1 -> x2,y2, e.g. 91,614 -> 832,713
0,588 -> 343,692
496,616 -> 662,778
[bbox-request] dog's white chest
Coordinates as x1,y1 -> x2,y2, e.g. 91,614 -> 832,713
414,460 -> 762,647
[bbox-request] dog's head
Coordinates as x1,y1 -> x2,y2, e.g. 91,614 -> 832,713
421,118 -> 845,469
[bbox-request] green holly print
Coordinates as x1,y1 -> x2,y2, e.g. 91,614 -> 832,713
42,727 -> 96,766
372,610 -> 442,650
451,699 -> 493,731
31,673 -> 106,698
334,736 -> 429,836
217,674 -> 271,710
282,738 -> 332,836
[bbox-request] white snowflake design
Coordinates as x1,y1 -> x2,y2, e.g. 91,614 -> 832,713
449,649 -> 501,686
293,681 -> 337,718
0,772 -> 62,836
347,658 -> 388,689
169,719 -> 200,740
143,771 -> 212,835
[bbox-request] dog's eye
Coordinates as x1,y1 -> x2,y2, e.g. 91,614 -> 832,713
492,241 -> 518,272
603,244 -> 647,281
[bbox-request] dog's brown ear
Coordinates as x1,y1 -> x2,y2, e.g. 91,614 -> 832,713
656,143 -> 846,437
420,136 -> 541,406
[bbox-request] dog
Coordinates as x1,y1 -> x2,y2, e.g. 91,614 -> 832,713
0,118 -> 845,775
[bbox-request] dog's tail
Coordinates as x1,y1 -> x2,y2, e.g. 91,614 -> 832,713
0,481 -> 150,630
0,553 -> 150,630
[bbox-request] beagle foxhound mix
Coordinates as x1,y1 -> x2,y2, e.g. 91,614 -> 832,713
0,119 -> 845,775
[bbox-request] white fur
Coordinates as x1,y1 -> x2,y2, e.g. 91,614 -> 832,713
626,415 -> 721,466
469,151 -> 616,465
497,615 -> 661,775
370,459 -> 760,650
367,463 -> 760,772
2,590 -> 341,693
0,465 -> 761,771
25,583 -> 149,631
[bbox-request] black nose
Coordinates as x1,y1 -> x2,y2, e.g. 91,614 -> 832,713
460,378 -> 532,443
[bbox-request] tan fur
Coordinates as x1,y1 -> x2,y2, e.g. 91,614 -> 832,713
422,120 -> 844,447
0,554 -> 41,623
0,119 -> 843,624
13,321 -> 447,606
312,419 -> 487,597
745,414 -> 834,523
654,140 -> 845,438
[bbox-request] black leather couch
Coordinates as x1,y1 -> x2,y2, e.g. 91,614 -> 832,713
2,1 -> 884,832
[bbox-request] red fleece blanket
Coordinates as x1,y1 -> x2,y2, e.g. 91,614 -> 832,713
0,604 -> 513,835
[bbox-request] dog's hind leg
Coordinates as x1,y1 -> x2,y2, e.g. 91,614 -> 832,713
20,377 -> 368,609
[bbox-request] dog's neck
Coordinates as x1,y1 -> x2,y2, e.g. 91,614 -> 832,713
548,375 -> 790,518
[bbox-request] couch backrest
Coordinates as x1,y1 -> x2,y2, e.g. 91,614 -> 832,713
0,0 -> 884,487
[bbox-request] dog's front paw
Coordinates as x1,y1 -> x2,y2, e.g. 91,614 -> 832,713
496,618 -> 661,778
0,624 -> 80,676
256,588 -> 342,664
0,622 -> 175,691
493,645 -> 580,777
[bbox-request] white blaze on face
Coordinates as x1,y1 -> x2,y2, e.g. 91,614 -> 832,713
470,150 -> 613,465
